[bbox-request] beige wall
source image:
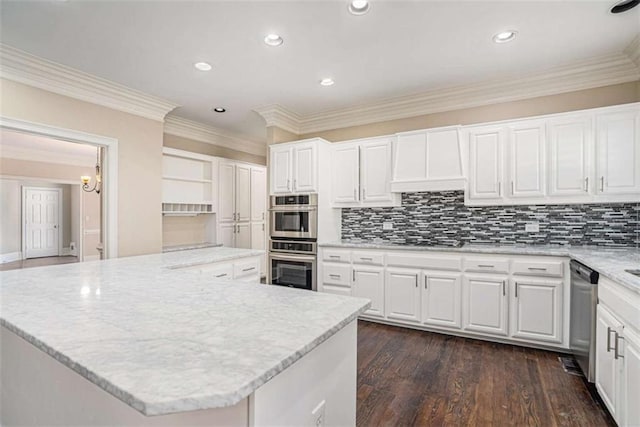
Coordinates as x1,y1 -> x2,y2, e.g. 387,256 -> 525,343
0,78 -> 165,257
267,126 -> 300,145
162,215 -> 211,247
164,133 -> 266,165
299,81 -> 640,142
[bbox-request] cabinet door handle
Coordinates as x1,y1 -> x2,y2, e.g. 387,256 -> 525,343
614,332 -> 624,360
287,179 -> 290,190
515,282 -> 518,298
242,267 -> 256,272
502,280 -> 506,296
424,275 -> 428,289
215,273 -> 228,278
354,188 -> 357,201
584,177 -> 589,192
294,179 -> 297,189
498,181 -> 501,196
353,270 -> 355,281
600,176 -> 604,192
415,275 -> 418,288
237,225 -> 240,233
362,188 -> 366,200
511,181 -> 515,195
606,327 -> 614,352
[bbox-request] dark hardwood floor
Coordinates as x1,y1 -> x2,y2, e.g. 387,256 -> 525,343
356,320 -> 614,427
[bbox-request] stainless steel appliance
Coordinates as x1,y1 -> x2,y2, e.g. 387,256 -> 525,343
269,240 -> 317,291
570,260 -> 599,382
269,194 -> 317,240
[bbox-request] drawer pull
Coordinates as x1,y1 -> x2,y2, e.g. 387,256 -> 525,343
329,255 -> 341,259
478,264 -> 495,268
242,267 -> 256,272
329,274 -> 341,279
528,267 -> 548,271
215,273 -> 228,278
360,257 -> 373,261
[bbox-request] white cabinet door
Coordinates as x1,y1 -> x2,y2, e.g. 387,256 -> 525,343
235,222 -> 251,249
218,223 -> 235,248
596,304 -> 623,420
510,278 -> 563,344
622,329 -> 640,427
596,110 -> 640,195
332,144 -> 360,204
360,139 -> 393,203
251,222 -> 266,276
293,143 -> 317,193
421,271 -> 462,330
353,266 -> 385,318
270,147 -> 292,194
385,269 -> 421,323
548,117 -> 592,196
218,162 -> 235,222
468,127 -> 504,200
235,164 -> 252,222
508,122 -> 545,198
250,167 -> 267,222
394,132 -> 426,182
463,275 -> 508,336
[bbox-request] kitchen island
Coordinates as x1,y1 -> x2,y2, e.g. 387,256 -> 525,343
0,247 -> 370,425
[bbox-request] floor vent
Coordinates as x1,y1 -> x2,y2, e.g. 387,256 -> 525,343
559,356 -> 583,377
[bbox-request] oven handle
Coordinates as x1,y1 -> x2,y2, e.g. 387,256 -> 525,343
269,253 -> 317,262
268,207 -> 317,212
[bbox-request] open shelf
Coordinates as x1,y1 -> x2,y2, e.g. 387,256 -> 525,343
162,203 -> 214,216
162,176 -> 213,184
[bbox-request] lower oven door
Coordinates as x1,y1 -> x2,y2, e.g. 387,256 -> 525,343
269,253 -> 316,291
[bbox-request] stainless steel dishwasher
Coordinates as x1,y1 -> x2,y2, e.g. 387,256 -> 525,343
569,260 -> 599,382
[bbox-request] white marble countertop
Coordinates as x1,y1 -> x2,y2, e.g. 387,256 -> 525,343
162,242 -> 222,252
0,247 -> 370,416
320,241 -> 640,293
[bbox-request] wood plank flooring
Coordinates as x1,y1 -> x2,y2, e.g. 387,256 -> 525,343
357,320 -> 614,427
0,256 -> 79,271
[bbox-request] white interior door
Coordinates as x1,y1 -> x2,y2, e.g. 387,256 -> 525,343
24,187 -> 61,259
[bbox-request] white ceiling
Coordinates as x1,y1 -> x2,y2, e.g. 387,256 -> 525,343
1,1 -> 638,141
0,129 -> 98,166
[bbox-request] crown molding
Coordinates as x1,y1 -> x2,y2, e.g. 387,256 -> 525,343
624,33 -> 640,69
0,44 -> 179,122
252,104 -> 303,134
164,115 -> 266,157
255,49 -> 640,135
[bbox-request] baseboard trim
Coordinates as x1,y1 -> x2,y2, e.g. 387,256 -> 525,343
0,252 -> 22,264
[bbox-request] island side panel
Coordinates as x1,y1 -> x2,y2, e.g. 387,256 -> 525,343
0,326 -> 249,426
249,320 -> 357,426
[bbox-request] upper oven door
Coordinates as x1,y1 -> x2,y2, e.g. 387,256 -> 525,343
270,209 -> 317,239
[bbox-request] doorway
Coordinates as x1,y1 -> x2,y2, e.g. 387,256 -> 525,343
22,187 -> 63,259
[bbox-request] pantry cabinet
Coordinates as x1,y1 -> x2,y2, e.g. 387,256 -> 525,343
510,278 -> 563,344
385,268 -> 421,323
463,275 -> 509,336
421,271 -> 462,329
331,137 -> 399,207
269,140 -> 319,194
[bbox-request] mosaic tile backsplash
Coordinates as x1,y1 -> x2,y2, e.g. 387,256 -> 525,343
341,191 -> 640,247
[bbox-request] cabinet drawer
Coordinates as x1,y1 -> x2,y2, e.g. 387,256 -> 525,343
323,264 -> 352,287
234,259 -> 260,279
464,258 -> 509,274
352,251 -> 384,266
387,253 -> 461,271
512,260 -> 564,277
323,250 -> 351,263
322,285 -> 352,297
201,263 -> 234,280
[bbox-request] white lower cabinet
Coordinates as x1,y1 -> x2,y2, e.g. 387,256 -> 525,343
463,275 -> 508,336
183,256 -> 261,284
421,271 -> 462,330
510,278 -> 563,344
596,304 -> 624,421
353,266 -> 385,318
385,269 -> 421,323
622,329 -> 640,427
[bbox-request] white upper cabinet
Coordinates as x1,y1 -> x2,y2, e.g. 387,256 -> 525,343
508,121 -> 545,198
331,143 -> 360,204
548,116 -> 592,197
218,161 -> 236,222
250,167 -> 267,222
467,126 -> 505,202
269,140 -> 321,195
235,164 -> 251,222
596,108 -> 640,196
392,126 -> 465,192
331,137 -> 399,207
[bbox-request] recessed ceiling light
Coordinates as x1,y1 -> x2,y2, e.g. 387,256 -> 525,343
348,0 -> 370,15
212,107 -> 226,113
610,0 -> 639,13
194,62 -> 212,71
492,30 -> 518,43
319,78 -> 335,86
264,34 -> 284,46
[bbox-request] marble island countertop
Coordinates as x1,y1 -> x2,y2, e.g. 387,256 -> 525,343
0,247 -> 370,416
320,240 -> 640,293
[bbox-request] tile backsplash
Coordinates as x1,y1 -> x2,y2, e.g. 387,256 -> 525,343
341,191 -> 640,247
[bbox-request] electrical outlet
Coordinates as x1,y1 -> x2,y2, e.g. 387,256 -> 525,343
383,222 -> 394,231
312,400 -> 326,427
525,222 -> 540,233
